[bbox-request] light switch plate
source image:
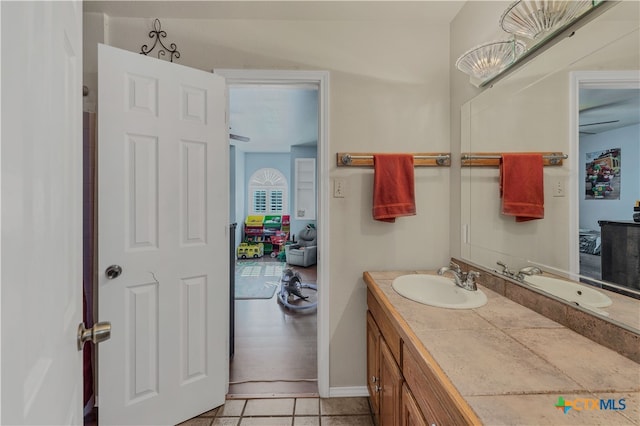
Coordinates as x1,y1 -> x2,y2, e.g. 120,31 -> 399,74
553,179 -> 565,197
334,179 -> 346,198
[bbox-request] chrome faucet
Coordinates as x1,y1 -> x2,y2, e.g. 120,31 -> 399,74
496,261 -> 516,278
438,263 -> 463,287
516,266 -> 542,281
437,262 -> 480,291
440,261 -> 462,275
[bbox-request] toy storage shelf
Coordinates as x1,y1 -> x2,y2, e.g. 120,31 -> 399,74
243,215 -> 290,256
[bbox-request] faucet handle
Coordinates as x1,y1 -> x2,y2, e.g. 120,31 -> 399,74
464,270 -> 480,291
466,270 -> 480,283
449,261 -> 462,273
496,261 -> 513,276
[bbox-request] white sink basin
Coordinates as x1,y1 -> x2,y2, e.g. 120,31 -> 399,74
392,274 -> 487,309
523,275 -> 612,308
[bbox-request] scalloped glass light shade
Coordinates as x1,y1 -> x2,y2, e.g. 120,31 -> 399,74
500,0 -> 594,40
455,40 -> 526,81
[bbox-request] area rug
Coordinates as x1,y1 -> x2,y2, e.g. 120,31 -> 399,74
235,262 -> 285,300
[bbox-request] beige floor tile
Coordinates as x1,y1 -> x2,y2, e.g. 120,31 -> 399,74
243,398 -> 295,416
217,400 -> 246,417
198,407 -> 220,417
321,415 -> 374,426
294,398 -> 319,416
227,380 -> 318,397
293,416 -> 320,426
177,418 -> 212,426
320,397 -> 371,415
212,418 -> 240,426
239,417 -> 292,425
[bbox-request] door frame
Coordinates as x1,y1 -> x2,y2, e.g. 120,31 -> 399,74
568,70 -> 640,278
215,68 -> 330,398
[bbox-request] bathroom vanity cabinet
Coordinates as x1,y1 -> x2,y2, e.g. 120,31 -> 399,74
366,290 -> 477,425
365,270 -> 640,425
367,295 -> 403,425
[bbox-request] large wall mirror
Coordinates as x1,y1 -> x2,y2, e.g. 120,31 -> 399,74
461,1 -> 639,333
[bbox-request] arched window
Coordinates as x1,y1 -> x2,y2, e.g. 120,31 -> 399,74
248,168 -> 288,215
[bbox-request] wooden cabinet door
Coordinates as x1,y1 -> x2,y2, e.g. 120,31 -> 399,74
403,345 -> 472,425
366,312 -> 381,416
401,384 -> 428,426
380,339 -> 403,426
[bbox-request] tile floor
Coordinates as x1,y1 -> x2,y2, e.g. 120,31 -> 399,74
178,397 -> 374,426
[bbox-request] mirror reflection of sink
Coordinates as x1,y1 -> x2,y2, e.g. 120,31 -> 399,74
392,274 -> 487,309
523,275 -> 612,308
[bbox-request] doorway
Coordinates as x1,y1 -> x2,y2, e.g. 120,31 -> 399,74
570,71 -> 640,286
218,69 -> 330,397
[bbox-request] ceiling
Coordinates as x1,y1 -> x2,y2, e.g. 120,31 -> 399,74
229,85 -> 318,153
579,88 -> 640,135
83,1 -> 466,22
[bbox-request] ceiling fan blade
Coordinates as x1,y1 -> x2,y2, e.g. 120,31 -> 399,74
229,133 -> 250,142
580,98 -> 634,113
579,120 -> 620,127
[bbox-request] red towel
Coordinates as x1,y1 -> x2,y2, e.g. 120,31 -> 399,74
373,154 -> 416,222
500,153 -> 544,222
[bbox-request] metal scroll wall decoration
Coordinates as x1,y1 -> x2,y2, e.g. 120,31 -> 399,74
140,18 -> 181,62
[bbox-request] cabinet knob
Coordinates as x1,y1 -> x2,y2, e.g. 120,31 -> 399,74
370,376 -> 378,383
375,384 -> 382,392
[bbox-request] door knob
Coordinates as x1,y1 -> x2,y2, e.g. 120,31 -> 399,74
77,321 -> 111,351
105,265 -> 122,279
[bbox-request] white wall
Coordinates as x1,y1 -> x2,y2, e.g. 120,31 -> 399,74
82,12 -> 107,112
84,12 -> 452,390
580,124 -> 640,230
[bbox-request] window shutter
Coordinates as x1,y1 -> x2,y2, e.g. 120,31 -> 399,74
253,190 -> 267,213
248,168 -> 288,215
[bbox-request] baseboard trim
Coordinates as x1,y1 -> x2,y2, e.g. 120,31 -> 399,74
328,386 -> 369,398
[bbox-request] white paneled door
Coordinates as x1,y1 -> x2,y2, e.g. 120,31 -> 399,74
1,1 -> 83,424
98,44 -> 229,425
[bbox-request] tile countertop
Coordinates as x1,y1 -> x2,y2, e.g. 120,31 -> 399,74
364,270 -> 640,426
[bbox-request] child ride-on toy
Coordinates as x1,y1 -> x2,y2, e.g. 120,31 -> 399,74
277,268 -> 317,311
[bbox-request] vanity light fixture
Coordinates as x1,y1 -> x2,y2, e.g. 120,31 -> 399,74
456,0 -> 609,87
455,40 -> 526,81
500,0 -> 595,40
